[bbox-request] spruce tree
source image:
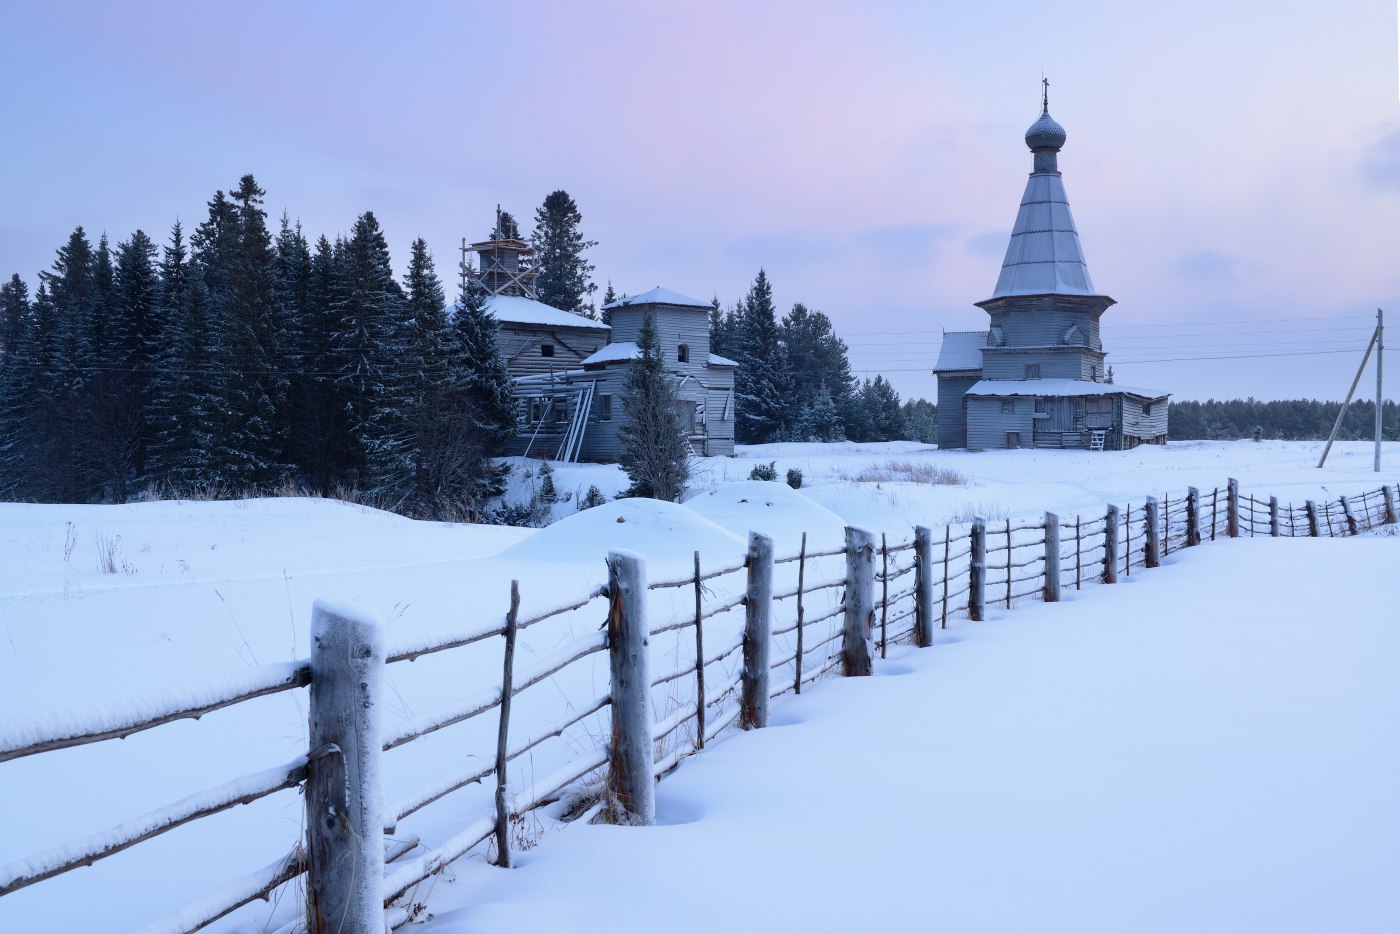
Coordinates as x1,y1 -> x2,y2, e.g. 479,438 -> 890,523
618,311 -> 690,501
777,302 -> 855,440
601,281 -> 617,327
532,190 -> 597,317
98,230 -> 159,497
37,228 -> 97,500
444,266 -> 517,515
147,222 -> 224,491
731,269 -> 785,444
491,210 -> 521,241
1,274 -> 29,357
331,212 -> 415,504
0,276 -> 33,496
220,174 -> 290,487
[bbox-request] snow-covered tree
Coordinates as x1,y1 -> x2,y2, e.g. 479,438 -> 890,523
618,311 -> 690,501
731,269 -> 785,444
532,190 -> 597,317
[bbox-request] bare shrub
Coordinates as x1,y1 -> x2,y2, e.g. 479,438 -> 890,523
836,460 -> 967,486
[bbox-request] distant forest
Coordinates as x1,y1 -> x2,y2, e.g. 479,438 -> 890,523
1168,398 -> 1398,441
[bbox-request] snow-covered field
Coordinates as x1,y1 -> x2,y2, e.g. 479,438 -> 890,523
1,440 -> 1396,932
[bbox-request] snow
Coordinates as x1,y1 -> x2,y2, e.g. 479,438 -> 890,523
966,377 -> 1168,399
1,440 -> 1396,931
478,295 -> 610,330
577,341 -> 639,365
601,287 -> 710,310
932,330 -> 988,372
426,536 -> 1400,933
706,352 -> 738,367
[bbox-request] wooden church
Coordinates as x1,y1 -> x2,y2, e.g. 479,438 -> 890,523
934,92 -> 1169,451
457,231 -> 737,461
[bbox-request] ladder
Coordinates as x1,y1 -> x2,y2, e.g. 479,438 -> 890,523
1089,430 -> 1106,451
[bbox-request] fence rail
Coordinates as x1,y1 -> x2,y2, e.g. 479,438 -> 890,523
3,477 -> 1396,931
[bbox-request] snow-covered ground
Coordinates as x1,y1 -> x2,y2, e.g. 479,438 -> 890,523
0,440 -> 1396,931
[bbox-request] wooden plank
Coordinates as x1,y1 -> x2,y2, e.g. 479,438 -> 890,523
1043,513 -> 1061,602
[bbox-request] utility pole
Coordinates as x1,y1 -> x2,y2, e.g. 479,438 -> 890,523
1318,308 -> 1384,470
1376,308 -> 1385,473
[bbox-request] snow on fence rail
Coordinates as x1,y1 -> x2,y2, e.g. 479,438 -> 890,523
2,478 -> 1396,931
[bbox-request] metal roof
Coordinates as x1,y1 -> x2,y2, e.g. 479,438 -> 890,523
933,331 -> 988,372
964,378 -> 1169,400
602,287 -> 711,310
478,295 -> 611,330
990,109 -> 1102,299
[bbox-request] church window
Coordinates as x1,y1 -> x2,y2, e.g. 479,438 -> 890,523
1024,363 -> 1041,379
677,343 -> 689,363
541,343 -> 555,357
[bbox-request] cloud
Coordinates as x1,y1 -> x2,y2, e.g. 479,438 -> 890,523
1172,250 -> 1239,283
1359,129 -> 1400,191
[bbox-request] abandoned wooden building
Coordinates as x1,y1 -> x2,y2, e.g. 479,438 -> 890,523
459,233 -> 736,460
934,95 -> 1169,451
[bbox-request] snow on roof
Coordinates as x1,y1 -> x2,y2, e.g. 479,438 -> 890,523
580,341 -> 640,365
991,171 -> 1102,299
965,378 -> 1169,400
602,287 -> 711,310
708,353 -> 738,367
473,295 -> 611,330
933,331 -> 987,372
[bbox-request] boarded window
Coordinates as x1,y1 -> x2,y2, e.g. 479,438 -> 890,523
541,344 -> 555,357
1143,401 -> 1152,416
1024,363 -> 1041,379
600,395 -> 612,421
1000,399 -> 1015,414
677,343 -> 689,363
1006,431 -> 1021,449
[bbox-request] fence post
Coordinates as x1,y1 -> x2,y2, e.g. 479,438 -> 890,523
1185,487 -> 1201,546
493,582 -> 521,868
913,525 -> 935,647
1384,485 -> 1397,525
306,601 -> 385,934
1269,496 -> 1280,537
842,526 -> 875,676
606,550 -> 655,825
1043,512 -> 1061,603
1102,505 -> 1119,584
969,517 -> 987,621
1226,478 -> 1240,538
1144,497 -> 1160,568
940,526 -> 951,630
1305,500 -> 1320,537
693,551 -> 705,746
1341,496 -> 1359,536
794,534 -> 806,695
741,532 -> 773,729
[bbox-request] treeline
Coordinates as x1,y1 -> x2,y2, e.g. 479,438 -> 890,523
0,174 -> 520,517
711,269 -> 936,444
1168,398 -> 1399,441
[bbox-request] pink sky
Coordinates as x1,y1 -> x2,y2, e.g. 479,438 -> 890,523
2,0 -> 1397,402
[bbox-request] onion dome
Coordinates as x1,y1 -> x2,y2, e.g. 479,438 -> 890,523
1025,110 -> 1067,152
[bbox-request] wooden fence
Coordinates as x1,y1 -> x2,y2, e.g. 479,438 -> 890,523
2,477 -> 1395,932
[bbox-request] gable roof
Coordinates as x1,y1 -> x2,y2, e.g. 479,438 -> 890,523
933,331 -> 988,373
602,287 -> 711,310
472,295 -> 611,330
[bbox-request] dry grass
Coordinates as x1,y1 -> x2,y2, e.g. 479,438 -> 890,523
835,460 -> 967,486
